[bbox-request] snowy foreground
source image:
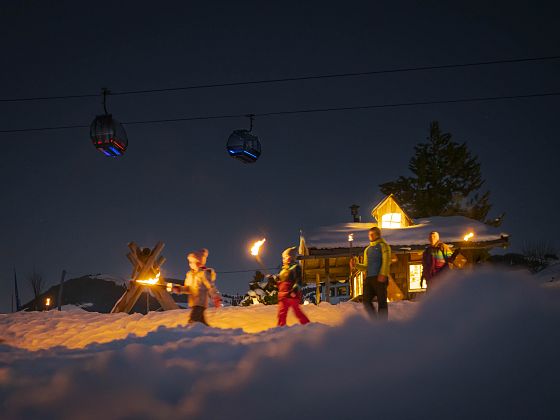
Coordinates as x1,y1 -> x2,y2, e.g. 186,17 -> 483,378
1,270 -> 559,420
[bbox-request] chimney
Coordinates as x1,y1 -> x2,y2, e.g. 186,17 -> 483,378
349,204 -> 361,222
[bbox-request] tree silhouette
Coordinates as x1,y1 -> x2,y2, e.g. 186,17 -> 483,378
380,121 -> 493,222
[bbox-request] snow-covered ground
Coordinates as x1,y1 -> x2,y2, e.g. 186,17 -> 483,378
1,269 -> 559,420
536,261 -> 560,288
0,300 -> 416,351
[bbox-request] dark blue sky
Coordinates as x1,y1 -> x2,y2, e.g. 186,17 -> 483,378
1,0 -> 559,311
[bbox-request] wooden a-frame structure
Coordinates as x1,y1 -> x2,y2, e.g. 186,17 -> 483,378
111,241 -> 179,313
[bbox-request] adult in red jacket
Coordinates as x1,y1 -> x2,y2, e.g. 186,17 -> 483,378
276,247 -> 310,327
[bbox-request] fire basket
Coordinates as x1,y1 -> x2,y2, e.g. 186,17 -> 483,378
226,115 -> 261,163
90,88 -> 128,157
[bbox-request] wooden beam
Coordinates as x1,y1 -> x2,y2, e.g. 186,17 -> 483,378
315,273 -> 321,304
151,287 -> 179,311
325,258 -> 330,304
135,241 -> 165,280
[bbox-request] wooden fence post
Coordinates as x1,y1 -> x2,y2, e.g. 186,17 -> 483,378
325,258 -> 331,304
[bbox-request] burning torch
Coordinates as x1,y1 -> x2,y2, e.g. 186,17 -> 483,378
135,272 -> 162,286
251,238 -> 267,269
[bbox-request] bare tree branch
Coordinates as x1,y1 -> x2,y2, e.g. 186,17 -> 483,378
522,241 -> 558,272
26,269 -> 45,310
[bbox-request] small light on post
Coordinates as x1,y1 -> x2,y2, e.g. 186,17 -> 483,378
45,297 -> 51,310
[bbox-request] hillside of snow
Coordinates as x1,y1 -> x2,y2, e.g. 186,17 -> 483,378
1,269 -> 559,420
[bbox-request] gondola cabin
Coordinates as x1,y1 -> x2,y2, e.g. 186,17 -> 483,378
298,194 -> 509,302
90,114 -> 128,157
226,129 -> 261,163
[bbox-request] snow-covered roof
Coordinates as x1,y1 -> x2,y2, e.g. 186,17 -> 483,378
306,216 -> 508,249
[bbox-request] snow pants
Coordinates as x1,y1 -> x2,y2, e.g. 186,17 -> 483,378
189,305 -> 208,326
277,297 -> 310,326
363,276 -> 388,320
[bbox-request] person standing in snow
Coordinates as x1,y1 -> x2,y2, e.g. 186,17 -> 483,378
276,247 -> 310,327
173,248 -> 222,325
420,231 -> 456,290
350,227 -> 391,320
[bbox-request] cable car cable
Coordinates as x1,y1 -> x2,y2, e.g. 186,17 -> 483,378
1,54 -> 559,103
1,90 -> 559,134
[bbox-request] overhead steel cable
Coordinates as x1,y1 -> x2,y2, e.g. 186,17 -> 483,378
1,90 -> 559,134
1,55 -> 559,103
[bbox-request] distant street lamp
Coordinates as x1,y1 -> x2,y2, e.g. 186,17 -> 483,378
45,297 -> 51,311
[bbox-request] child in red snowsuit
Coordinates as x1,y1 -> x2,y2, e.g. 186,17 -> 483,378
276,247 -> 310,327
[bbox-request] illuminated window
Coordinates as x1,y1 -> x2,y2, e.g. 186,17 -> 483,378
409,263 -> 426,291
381,212 -> 402,228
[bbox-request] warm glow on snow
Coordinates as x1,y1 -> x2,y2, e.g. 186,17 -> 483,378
0,301 -> 417,351
250,238 -> 266,256
464,232 -> 475,241
136,272 -> 161,285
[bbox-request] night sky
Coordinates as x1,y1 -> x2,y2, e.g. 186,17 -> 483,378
1,0 -> 559,311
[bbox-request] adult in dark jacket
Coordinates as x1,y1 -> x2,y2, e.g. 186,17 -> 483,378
421,231 -> 454,290
350,227 -> 391,320
276,247 -> 310,327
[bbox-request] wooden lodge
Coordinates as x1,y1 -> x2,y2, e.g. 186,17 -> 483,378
299,195 -> 509,302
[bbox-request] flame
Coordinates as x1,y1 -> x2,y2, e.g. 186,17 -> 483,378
136,272 -> 161,285
463,232 -> 474,241
251,238 -> 266,256
348,233 -> 354,242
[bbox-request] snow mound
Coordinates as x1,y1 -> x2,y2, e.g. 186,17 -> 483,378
59,304 -> 91,312
1,269 -> 559,420
536,261 -> 560,287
